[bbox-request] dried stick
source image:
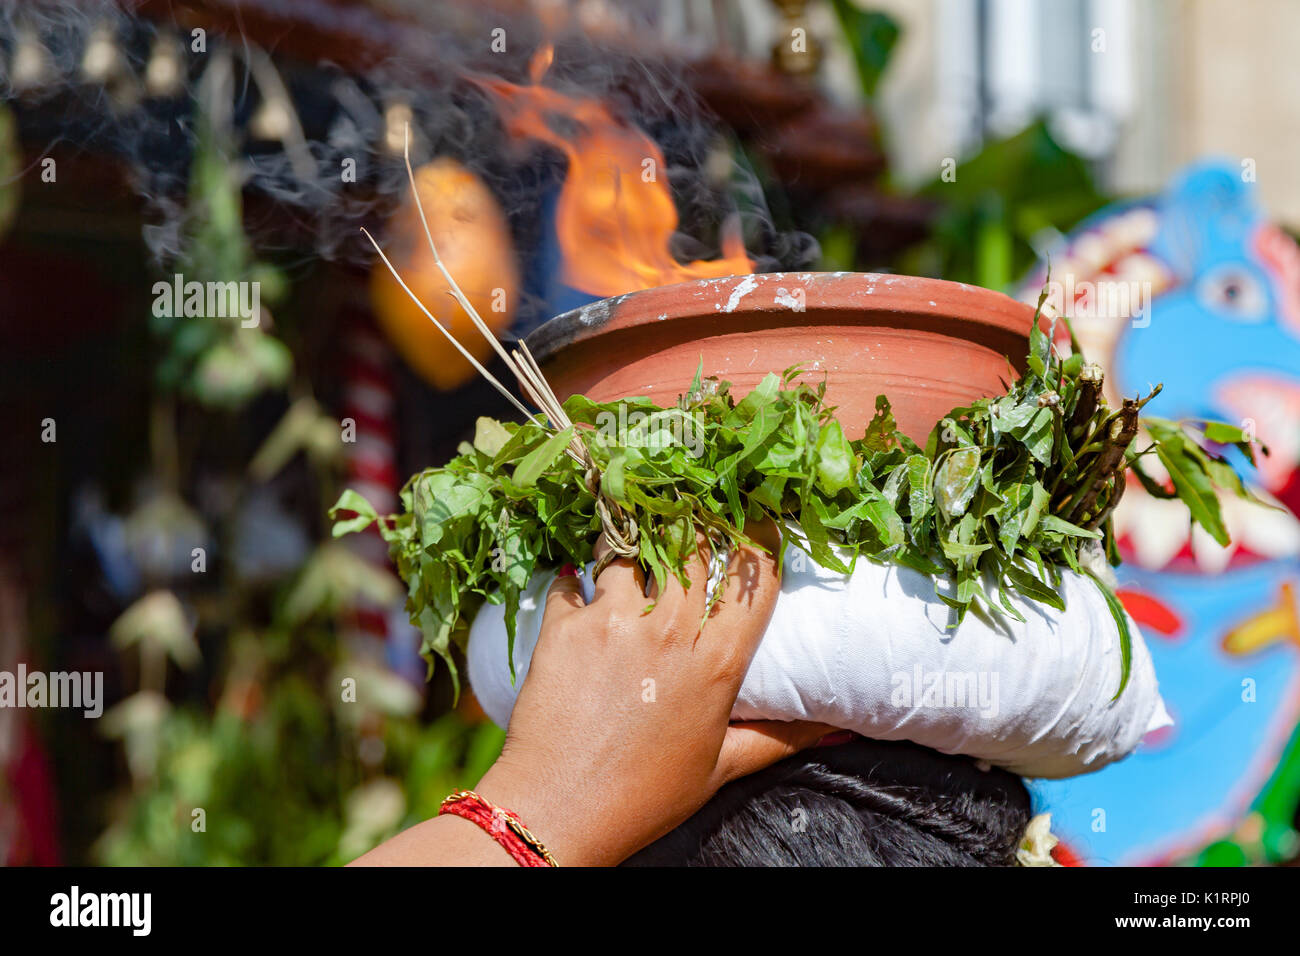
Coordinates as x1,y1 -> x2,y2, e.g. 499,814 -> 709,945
1064,385 -> 1161,526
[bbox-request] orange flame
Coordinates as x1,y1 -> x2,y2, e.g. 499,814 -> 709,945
478,47 -> 751,298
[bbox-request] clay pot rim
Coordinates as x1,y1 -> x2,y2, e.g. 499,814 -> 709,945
525,272 -> 1037,364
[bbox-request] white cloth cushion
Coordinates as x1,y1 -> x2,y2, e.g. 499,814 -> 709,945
467,535 -> 1171,779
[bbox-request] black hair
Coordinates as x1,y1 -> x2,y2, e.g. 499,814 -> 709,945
623,737 -> 1033,866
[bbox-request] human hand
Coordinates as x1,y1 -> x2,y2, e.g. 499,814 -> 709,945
475,520 -> 834,865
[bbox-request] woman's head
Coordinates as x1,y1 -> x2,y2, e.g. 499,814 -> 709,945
624,737 -> 1033,866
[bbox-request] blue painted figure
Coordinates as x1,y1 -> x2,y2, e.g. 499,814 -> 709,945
1021,162 -> 1300,864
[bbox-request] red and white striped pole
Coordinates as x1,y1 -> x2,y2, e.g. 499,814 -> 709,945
337,290 -> 423,685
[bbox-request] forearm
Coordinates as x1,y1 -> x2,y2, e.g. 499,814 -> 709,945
347,762 -> 606,867
347,812 -> 518,866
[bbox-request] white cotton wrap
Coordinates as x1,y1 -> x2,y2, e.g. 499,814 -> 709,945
467,537 -> 1171,780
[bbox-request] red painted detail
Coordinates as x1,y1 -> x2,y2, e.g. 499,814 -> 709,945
1116,588 -> 1184,638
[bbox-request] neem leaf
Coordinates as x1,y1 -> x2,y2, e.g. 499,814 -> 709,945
992,395 -> 1038,438
1023,482 -> 1051,539
996,474 -> 1034,555
1026,350 -> 1047,380
815,420 -> 856,496
1003,561 -> 1066,611
513,425 -> 575,488
329,489 -> 378,537
1037,513 -> 1103,539
472,416 -> 513,456
862,395 -> 897,452
824,494 -> 904,546
490,420 -> 549,466
1012,406 -> 1055,465
1200,420 -> 1255,448
729,372 -> 781,426
1028,302 -> 1051,377
603,448 -> 627,504
1153,438 -> 1229,546
893,546 -> 945,576
906,454 -> 931,524
1081,567 -> 1133,700
935,446 -> 981,519
940,539 -> 990,562
415,586 -> 461,699
414,471 -> 492,546
1125,455 -> 1177,499
797,497 -> 851,573
1204,457 -> 1278,510
736,402 -> 784,466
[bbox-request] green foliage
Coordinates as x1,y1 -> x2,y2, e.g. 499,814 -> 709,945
334,299 -> 1265,699
96,541 -> 504,866
829,2 -> 901,99
150,102 -> 290,408
903,122 -> 1108,288
94,697 -> 504,866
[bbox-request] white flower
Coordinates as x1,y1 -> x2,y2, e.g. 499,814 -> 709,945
1016,813 -> 1063,867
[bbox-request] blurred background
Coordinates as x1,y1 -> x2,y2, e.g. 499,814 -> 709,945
1,0 -> 1298,866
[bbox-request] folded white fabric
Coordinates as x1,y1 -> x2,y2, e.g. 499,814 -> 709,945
467,535 -> 1171,779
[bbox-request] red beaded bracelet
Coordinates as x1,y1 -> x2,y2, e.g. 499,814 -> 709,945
439,790 -> 559,866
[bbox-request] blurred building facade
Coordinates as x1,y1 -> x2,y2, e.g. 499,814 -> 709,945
858,0 -> 1300,228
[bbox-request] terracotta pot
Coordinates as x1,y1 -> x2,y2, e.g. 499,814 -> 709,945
525,273 -> 1037,441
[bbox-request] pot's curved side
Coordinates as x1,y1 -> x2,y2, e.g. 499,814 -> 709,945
526,272 -> 1037,440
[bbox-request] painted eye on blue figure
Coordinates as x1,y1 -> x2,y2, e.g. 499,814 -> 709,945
1195,265 -> 1269,322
